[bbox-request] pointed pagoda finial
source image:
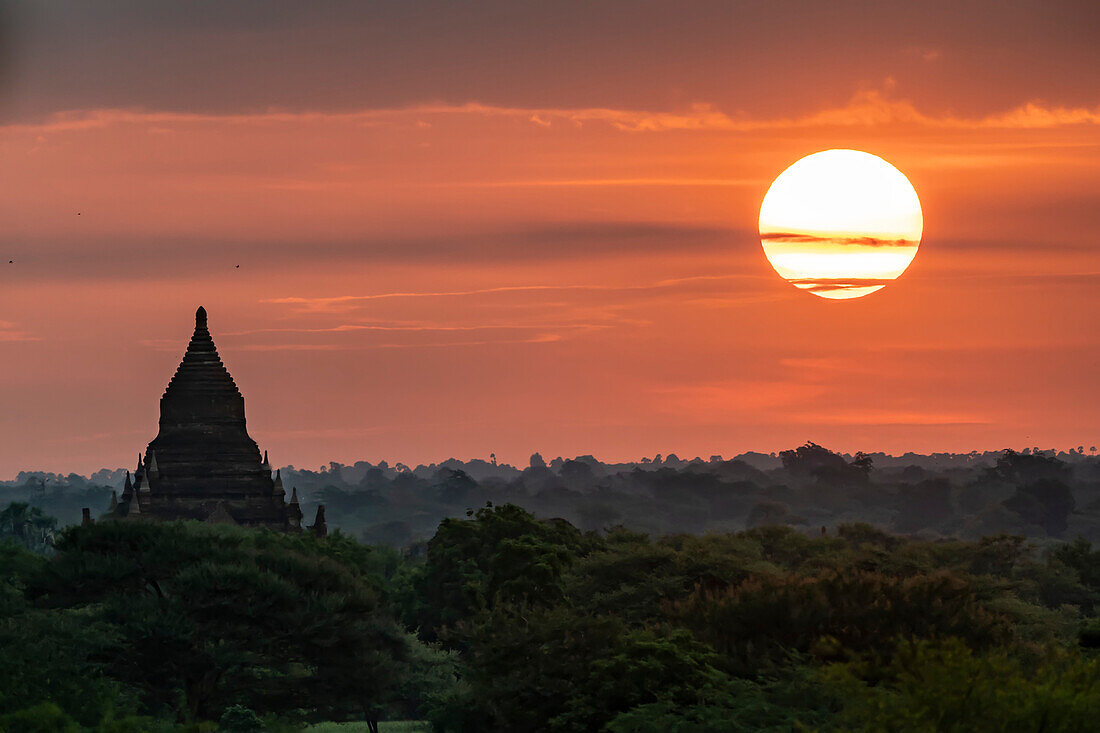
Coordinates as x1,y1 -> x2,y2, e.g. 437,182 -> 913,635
137,453 -> 144,471
196,306 -> 208,329
286,486 -> 303,529
310,505 -> 327,538
261,450 -> 270,470
146,449 -> 159,477
108,490 -> 119,513
124,470 -> 132,491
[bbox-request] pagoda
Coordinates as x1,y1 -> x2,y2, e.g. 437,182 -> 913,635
104,307 -> 325,534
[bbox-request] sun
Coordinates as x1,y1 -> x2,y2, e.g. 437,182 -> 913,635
759,149 -> 923,299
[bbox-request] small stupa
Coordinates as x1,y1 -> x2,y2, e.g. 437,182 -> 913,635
102,307 -> 325,534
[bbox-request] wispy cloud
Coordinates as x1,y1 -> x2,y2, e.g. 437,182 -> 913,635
263,272 -> 760,314
226,321 -> 611,336
786,278 -> 897,294
0,321 -> 38,343
7,90 -> 1099,136
233,334 -> 564,351
433,177 -> 763,188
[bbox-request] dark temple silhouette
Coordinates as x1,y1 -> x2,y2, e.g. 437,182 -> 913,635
99,307 -> 325,535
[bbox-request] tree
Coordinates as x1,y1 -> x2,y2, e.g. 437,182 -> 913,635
1003,478 -> 1076,536
0,502 -> 57,554
779,442 -> 848,478
826,639 -> 1100,731
991,450 -> 1069,486
443,606 -> 733,732
0,702 -> 79,733
778,443 -> 869,491
1051,537 -> 1100,590
218,705 -> 263,733
672,569 -> 1009,674
402,503 -> 588,641
33,521 -> 408,724
434,468 -> 478,505
895,478 -> 954,532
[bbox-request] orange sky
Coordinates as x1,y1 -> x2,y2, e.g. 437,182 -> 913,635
0,1 -> 1098,477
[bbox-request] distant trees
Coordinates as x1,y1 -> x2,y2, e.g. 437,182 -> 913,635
779,442 -> 872,491
746,500 -> 795,529
779,441 -> 849,478
979,450 -> 1076,536
895,478 -> 954,532
0,502 -> 57,553
1003,478 -> 1076,536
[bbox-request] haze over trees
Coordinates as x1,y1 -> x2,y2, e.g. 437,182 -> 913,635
12,443 -> 1092,548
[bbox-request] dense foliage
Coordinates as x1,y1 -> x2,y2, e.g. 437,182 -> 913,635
2,446 -> 1100,730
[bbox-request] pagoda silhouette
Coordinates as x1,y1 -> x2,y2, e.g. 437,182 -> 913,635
101,307 -> 325,534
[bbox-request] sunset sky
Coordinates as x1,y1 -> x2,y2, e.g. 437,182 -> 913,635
1,1 -> 1098,477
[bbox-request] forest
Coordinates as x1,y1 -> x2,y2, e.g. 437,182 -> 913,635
2,445 -> 1100,731
6,444 -> 1099,546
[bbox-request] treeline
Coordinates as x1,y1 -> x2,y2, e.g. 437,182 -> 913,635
281,445 -> 1100,545
3,503 -> 1100,730
6,445 -> 1099,546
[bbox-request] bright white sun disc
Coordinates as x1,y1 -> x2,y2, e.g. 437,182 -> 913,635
758,149 -> 923,299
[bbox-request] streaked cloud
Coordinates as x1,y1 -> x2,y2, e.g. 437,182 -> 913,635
6,92 -> 1100,137
761,233 -> 919,247
0,321 -> 38,343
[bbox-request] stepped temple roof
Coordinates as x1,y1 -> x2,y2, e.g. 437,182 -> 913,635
102,307 -> 325,534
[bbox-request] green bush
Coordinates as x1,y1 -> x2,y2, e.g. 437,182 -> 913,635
0,702 -> 79,733
219,705 -> 263,732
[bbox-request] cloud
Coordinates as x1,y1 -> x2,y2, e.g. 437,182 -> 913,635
5,90 -> 1099,138
761,233 -> 918,247
263,271 -> 764,315
226,321 -> 611,336
231,334 -> 565,351
3,223 -> 747,283
438,177 -> 762,188
785,278 -> 896,293
0,321 -> 38,343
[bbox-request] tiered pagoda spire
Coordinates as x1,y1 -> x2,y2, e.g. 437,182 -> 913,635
104,307 -> 325,532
